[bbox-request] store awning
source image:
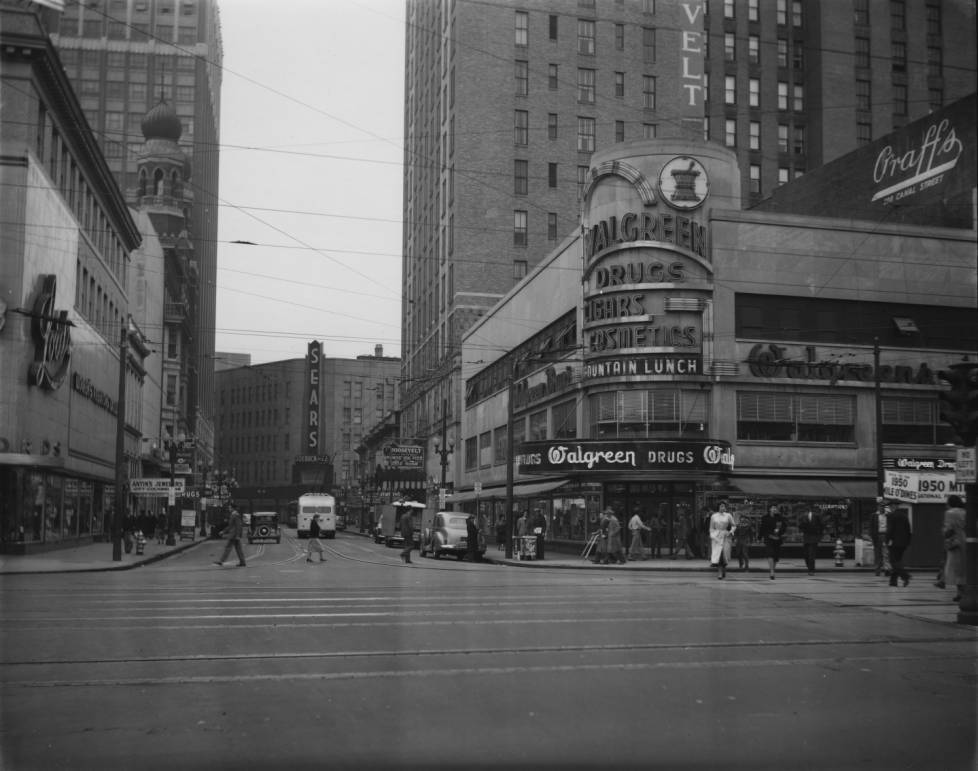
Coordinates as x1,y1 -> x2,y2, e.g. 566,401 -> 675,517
730,478 -> 841,498
448,478 -> 569,503
829,480 -> 879,499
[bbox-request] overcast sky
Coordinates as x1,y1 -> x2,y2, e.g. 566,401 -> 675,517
214,0 -> 406,366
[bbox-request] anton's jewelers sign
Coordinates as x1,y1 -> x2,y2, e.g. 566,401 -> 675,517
517,439 -> 733,475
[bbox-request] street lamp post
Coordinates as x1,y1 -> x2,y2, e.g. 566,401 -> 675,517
433,398 -> 454,508
165,438 -> 179,546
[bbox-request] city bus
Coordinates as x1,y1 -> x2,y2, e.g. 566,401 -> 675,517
295,493 -> 336,539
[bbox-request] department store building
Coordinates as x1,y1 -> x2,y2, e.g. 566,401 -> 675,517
456,96 -> 976,565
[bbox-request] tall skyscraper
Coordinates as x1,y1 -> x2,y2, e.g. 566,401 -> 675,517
51,0 -> 223,465
399,0 -> 976,495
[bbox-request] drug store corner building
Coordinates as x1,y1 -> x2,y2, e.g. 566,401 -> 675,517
457,96 -> 977,566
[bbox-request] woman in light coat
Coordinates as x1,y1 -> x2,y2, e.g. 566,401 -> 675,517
709,502 -> 735,579
943,495 -> 966,602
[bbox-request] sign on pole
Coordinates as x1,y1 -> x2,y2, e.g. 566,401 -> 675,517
130,478 -> 185,496
956,448 -> 976,483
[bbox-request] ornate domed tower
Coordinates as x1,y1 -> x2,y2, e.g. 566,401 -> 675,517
134,98 -> 195,238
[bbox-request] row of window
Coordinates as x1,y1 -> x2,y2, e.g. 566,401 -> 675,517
464,390 -> 950,470
720,0 -> 803,26
517,62 -> 659,109
853,0 -> 943,35
516,12 -> 657,60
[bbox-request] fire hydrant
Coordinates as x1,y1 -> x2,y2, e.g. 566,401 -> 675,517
833,538 -> 844,567
135,530 -> 146,555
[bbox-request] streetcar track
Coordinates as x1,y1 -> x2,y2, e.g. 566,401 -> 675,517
5,651 -> 975,689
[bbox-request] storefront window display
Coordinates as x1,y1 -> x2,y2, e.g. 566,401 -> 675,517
709,496 -> 856,545
0,469 -> 110,549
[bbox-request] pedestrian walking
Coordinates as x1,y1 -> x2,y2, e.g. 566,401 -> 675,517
532,508 -> 547,560
306,514 -> 326,563
155,512 -> 167,544
627,510 -> 650,561
869,497 -> 891,576
942,495 -> 966,602
648,514 -> 664,558
759,504 -> 786,580
465,513 -> 482,562
600,507 -> 626,565
398,507 -> 415,564
886,502 -> 912,587
214,507 -> 246,567
709,502 -> 735,579
798,506 -> 824,575
732,509 -> 753,571
495,517 -> 507,551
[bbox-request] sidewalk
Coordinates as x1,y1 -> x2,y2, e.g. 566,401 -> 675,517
0,536 -> 205,575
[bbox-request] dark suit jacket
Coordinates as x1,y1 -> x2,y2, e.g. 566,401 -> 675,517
886,511 -> 912,548
798,512 -> 824,544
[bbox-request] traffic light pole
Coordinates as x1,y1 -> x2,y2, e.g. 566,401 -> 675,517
957,481 -> 978,626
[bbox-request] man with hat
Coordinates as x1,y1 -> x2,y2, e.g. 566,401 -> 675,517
306,514 -> 326,563
599,507 -> 626,565
869,498 -> 892,577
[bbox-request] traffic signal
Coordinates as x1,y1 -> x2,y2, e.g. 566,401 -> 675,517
937,362 -> 978,446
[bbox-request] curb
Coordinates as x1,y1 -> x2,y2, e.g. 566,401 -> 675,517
0,538 -> 208,575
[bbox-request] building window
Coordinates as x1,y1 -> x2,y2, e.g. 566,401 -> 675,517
515,60 -> 528,95
615,120 -> 625,143
548,162 -> 558,188
855,79 -> 871,111
465,436 -> 478,471
793,84 -> 803,111
891,0 -> 905,30
926,2 -> 942,36
577,165 -> 588,199
639,75 -> 655,110
927,46 -> 942,77
928,87 -> 943,112
548,212 -> 558,240
748,0 -> 759,22
590,389 -> 708,438
615,71 -> 625,98
724,32 -> 735,61
642,27 -> 655,62
882,397 -> 953,444
615,23 -> 624,50
778,167 -> 790,185
749,35 -> 760,64
892,41 -> 906,71
725,75 -> 736,105
515,11 -> 528,46
749,121 -> 760,150
778,81 -> 788,110
737,392 -> 855,443
514,110 -> 528,145
549,63 -> 559,90
776,0 -> 787,25
166,374 -> 177,406
514,260 -> 528,279
749,78 -> 760,108
854,0 -> 869,24
855,36 -> 870,68
642,123 -> 657,139
577,116 -> 596,152
514,210 -> 528,246
792,45 -> 803,70
529,410 -> 548,441
578,68 -> 595,103
856,120 -> 872,145
514,159 -> 528,195
894,83 -> 907,116
792,0 -> 803,26
578,18 -> 595,55
549,14 -> 558,40
725,119 -> 737,147
548,113 -> 558,139
552,400 -> 577,440
749,164 -> 761,194
777,38 -> 789,67
793,125 -> 805,155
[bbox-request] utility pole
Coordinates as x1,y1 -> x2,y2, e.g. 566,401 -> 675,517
112,322 -> 128,561
874,337 -> 884,498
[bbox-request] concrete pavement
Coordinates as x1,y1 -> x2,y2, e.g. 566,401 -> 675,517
2,533 -> 968,628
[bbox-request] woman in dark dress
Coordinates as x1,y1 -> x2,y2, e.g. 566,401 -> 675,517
758,504 -> 786,580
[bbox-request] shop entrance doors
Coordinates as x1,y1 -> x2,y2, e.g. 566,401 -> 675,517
602,482 -> 696,557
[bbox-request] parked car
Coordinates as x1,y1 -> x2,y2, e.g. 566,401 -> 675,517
248,511 -> 281,544
419,511 -> 485,560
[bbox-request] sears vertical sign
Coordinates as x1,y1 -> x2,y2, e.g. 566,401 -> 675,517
306,340 -> 322,453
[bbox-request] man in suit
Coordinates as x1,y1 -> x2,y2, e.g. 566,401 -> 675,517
886,503 -> 913,587
798,507 -> 824,575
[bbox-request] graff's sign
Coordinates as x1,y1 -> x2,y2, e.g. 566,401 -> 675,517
513,365 -> 575,410
517,439 -> 733,474
584,211 -> 708,264
71,372 -> 118,415
747,344 -> 937,385
306,340 -> 321,452
872,117 -> 963,204
28,274 -> 72,390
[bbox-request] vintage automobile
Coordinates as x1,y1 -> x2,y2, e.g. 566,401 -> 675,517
248,511 -> 281,544
419,511 -> 486,561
